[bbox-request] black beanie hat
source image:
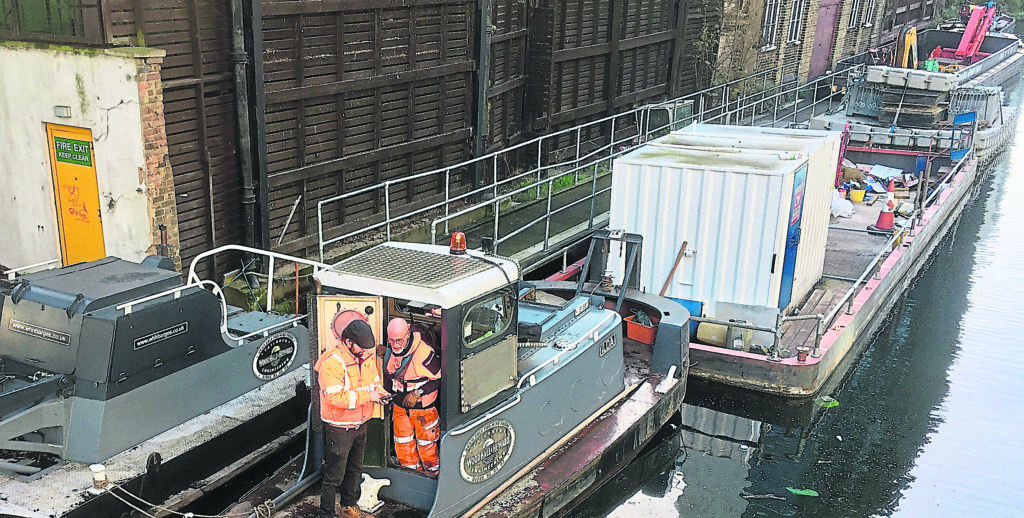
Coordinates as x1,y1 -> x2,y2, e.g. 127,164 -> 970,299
341,319 -> 376,349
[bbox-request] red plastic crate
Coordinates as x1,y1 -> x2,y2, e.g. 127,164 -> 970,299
624,314 -> 658,345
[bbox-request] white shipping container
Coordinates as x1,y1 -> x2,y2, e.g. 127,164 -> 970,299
609,125 -> 841,318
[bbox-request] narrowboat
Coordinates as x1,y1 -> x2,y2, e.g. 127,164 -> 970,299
0,252 -> 316,517
224,230 -> 690,517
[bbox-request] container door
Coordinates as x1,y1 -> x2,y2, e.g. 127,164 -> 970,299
778,164 -> 808,309
315,295 -> 387,467
46,123 -> 105,264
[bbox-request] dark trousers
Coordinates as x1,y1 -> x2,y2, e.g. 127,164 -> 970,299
321,422 -> 367,513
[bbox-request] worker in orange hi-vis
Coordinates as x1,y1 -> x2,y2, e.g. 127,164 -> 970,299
316,318 -> 388,518
384,318 -> 442,473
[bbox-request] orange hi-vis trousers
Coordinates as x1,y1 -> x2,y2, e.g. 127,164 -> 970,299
393,406 -> 440,472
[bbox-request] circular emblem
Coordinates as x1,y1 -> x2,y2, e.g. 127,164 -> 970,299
252,332 -> 298,381
459,419 -> 516,484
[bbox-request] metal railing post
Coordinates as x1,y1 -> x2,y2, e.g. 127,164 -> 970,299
492,197 -> 500,254
266,255 -> 275,311
812,316 -> 823,357
575,128 -> 582,184
589,169 -> 598,229
773,90 -> 779,126
445,170 -> 451,235
543,179 -> 554,251
536,140 -> 543,199
770,312 -> 782,360
384,182 -> 392,241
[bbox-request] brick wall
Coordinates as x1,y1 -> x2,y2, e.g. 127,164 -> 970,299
135,51 -> 181,269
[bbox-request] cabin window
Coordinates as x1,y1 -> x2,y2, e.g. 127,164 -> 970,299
462,291 -> 514,349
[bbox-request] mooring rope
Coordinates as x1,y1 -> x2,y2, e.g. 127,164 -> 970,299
104,481 -> 275,518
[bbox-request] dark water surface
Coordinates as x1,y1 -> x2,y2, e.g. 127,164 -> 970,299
586,91 -> 1024,518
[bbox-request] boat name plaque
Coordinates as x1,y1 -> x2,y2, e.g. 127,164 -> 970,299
599,335 -> 616,356
459,419 -> 516,483
252,332 -> 298,381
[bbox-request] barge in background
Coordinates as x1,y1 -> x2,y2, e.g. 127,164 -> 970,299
813,4 -> 1024,166
605,120 -> 985,397
224,231 -> 689,518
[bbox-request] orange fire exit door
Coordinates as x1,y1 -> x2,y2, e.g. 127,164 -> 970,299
46,123 -> 106,265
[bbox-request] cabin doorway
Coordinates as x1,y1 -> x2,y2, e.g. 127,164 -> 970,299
315,295 -> 388,467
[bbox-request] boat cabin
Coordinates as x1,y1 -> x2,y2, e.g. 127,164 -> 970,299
312,238 -> 628,516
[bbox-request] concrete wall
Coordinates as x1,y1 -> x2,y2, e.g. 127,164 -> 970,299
0,44 -> 167,270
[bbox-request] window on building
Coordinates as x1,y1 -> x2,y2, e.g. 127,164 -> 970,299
762,0 -> 781,47
848,0 -> 863,28
863,0 -> 877,26
788,0 -> 808,42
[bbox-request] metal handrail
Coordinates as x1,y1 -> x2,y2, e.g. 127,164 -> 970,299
688,152 -> 971,361
820,154 -> 971,335
955,39 -> 1021,84
3,259 -> 59,280
315,61 -> 815,260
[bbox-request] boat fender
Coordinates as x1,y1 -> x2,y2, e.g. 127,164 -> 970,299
654,365 -> 678,394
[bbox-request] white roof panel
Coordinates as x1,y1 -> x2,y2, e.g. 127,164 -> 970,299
315,242 -> 519,308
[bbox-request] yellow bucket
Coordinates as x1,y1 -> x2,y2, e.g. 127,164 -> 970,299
849,189 -> 866,203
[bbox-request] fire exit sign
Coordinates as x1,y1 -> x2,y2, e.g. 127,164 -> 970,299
53,136 -> 92,166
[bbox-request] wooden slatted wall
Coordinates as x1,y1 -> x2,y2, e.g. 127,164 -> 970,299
487,0 -> 528,152
107,0 -> 242,279
261,1 -> 477,256
676,0 -> 720,95
525,0 -> 716,153
95,0 -> 717,275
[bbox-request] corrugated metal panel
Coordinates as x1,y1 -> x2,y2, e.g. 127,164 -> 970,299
668,126 -> 842,312
609,125 -> 841,316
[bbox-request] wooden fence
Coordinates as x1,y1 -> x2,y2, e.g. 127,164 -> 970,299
11,0 -> 720,275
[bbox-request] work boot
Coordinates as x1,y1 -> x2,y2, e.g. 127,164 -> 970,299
339,505 -> 371,518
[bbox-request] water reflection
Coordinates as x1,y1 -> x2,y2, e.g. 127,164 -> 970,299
580,82 -> 1024,518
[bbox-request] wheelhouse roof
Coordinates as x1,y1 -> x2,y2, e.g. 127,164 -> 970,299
315,242 -> 520,309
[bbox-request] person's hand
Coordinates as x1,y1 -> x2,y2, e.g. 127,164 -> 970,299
402,391 -> 421,407
369,387 -> 390,403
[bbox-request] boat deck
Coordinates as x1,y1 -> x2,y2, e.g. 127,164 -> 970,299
225,336 -> 659,518
0,369 -> 305,518
778,192 -> 906,357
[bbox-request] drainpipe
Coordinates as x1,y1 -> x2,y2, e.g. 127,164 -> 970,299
231,0 -> 257,250
473,0 -> 493,190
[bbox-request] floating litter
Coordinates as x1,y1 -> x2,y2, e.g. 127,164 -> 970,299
786,487 -> 820,497
814,396 -> 839,408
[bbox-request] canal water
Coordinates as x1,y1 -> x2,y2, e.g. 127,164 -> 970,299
578,91 -> 1024,517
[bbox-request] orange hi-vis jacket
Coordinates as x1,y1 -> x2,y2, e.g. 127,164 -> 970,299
315,344 -> 382,428
384,332 -> 441,409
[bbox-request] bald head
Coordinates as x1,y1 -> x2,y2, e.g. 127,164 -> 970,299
387,318 -> 412,353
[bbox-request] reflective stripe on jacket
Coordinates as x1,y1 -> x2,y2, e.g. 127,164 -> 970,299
315,346 -> 381,428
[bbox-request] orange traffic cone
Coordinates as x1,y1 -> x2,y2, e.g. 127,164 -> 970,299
869,199 -> 896,233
